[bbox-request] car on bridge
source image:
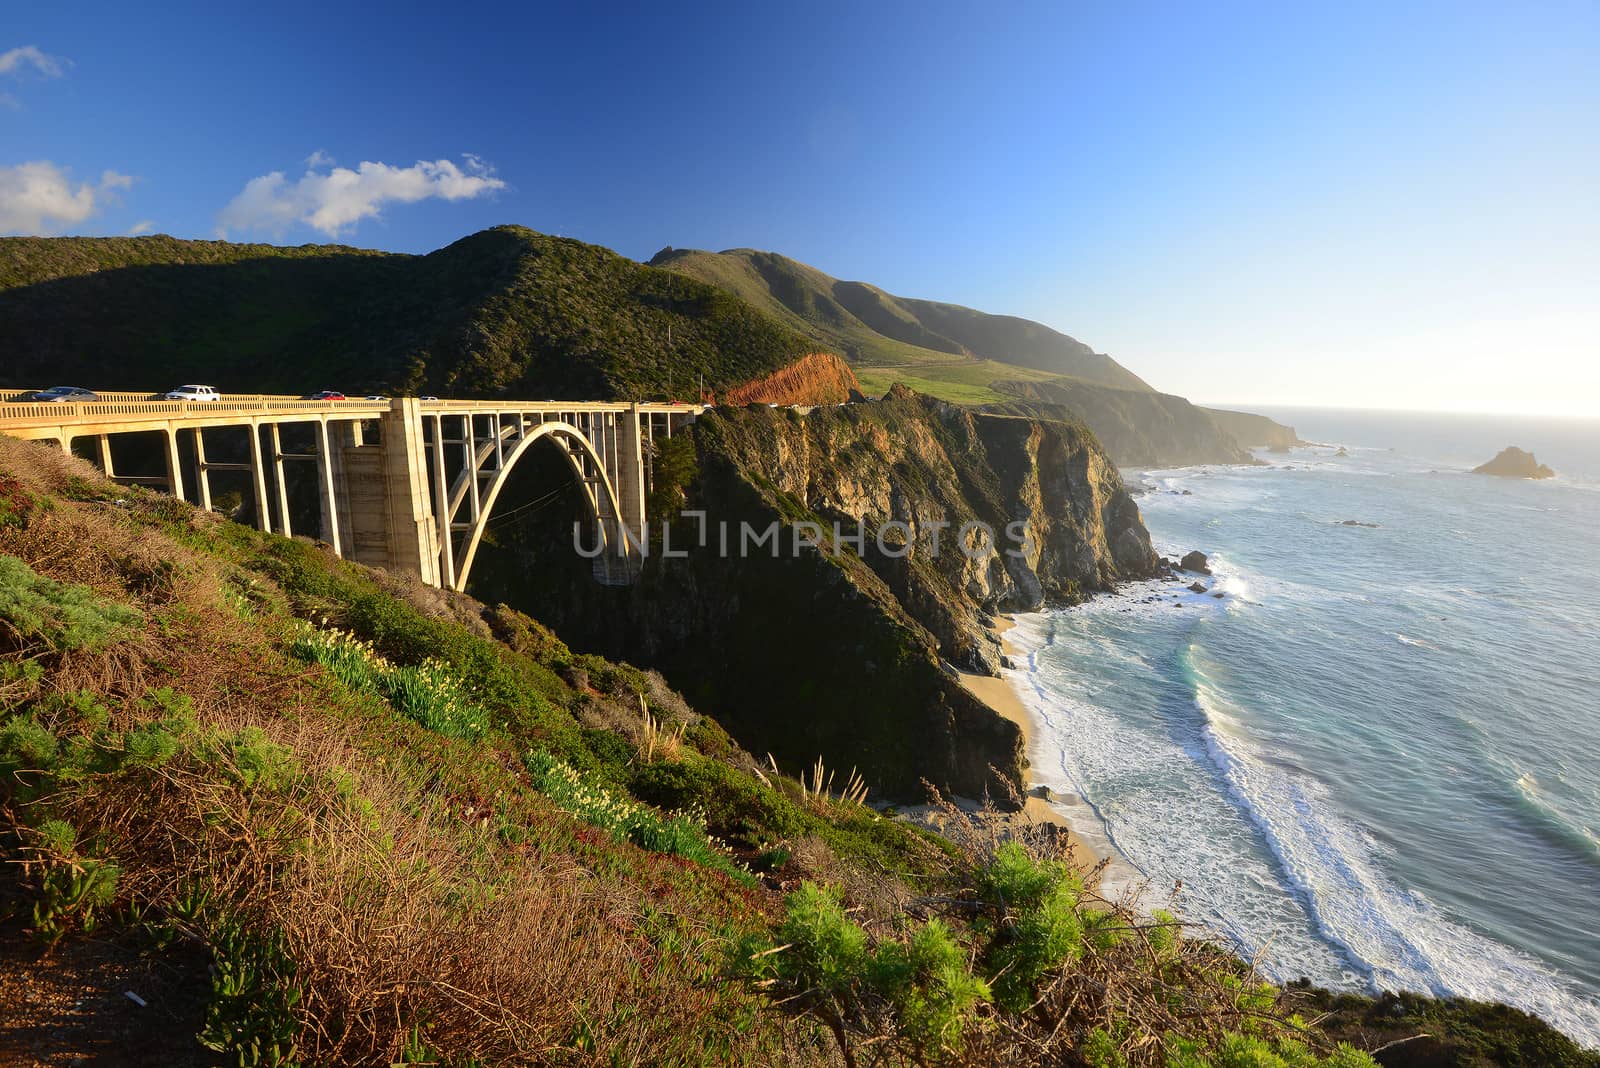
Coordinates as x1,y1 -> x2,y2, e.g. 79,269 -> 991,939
304,390 -> 346,401
163,385 -> 220,402
19,385 -> 100,402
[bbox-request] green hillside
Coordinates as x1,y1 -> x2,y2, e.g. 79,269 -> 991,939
0,227 -> 814,400
650,247 -> 1152,390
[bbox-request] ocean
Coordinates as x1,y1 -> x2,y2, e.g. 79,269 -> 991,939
1006,407 -> 1600,1045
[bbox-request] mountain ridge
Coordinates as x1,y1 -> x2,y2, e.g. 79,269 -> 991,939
650,245 -> 1154,391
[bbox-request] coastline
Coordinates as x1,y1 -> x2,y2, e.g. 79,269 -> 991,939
956,613 -> 1145,901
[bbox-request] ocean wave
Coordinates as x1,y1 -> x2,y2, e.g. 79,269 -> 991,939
1509,769 -> 1600,867
1187,662 -> 1600,1044
1395,633 -> 1436,650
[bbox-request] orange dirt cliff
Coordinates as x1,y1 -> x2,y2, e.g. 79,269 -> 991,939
719,352 -> 859,406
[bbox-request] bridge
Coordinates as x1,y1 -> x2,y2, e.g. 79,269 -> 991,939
0,391 -> 705,589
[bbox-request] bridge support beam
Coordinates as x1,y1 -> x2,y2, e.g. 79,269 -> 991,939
315,420 -> 342,557
96,435 -> 114,479
269,424 -> 291,537
163,428 -> 185,502
616,404 -> 646,555
248,424 -> 271,532
356,399 -> 440,586
192,428 -> 213,512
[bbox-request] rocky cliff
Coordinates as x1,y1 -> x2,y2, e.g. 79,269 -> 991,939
1472,447 -> 1555,479
719,352 -> 861,406
985,380 -> 1258,467
469,386 -> 1158,803
1203,407 -> 1301,450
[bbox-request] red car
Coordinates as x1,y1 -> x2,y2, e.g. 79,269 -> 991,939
304,390 -> 346,401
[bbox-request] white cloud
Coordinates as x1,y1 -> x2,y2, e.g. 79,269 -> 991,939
128,219 -> 155,235
217,154 -> 508,238
0,45 -> 67,79
0,161 -> 135,236
305,149 -> 335,168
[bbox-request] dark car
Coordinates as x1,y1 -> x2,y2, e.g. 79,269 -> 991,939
304,390 -> 346,401
20,385 -> 100,402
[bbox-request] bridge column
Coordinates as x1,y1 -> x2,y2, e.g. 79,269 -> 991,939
192,428 -> 213,512
163,428 -> 185,502
615,403 -> 647,555
430,413 -> 456,589
96,435 -> 115,479
269,423 -> 291,537
315,419 -> 343,556
359,399 -> 440,587
247,423 -> 271,532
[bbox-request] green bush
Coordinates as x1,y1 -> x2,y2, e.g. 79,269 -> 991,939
27,818 -> 120,944
526,749 -> 752,886
0,554 -> 141,651
288,620 -> 488,741
199,914 -> 302,1068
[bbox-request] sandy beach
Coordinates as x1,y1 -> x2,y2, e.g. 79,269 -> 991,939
954,613 -> 1145,900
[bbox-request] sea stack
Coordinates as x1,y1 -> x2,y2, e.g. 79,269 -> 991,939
1472,447 -> 1555,480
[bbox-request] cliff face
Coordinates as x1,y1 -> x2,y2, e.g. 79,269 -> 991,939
1203,407 -> 1300,450
719,352 -> 861,406
986,380 -> 1257,467
470,387 -> 1158,804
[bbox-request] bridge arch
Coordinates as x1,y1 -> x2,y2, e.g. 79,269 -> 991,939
449,419 -> 633,592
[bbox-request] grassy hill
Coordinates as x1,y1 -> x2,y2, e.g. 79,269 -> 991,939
650,247 -> 1152,390
649,246 -> 1298,465
0,227 -> 817,401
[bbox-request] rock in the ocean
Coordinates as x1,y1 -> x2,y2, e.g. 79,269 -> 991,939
1335,447 -> 1349,457
1339,519 -> 1379,528
1212,591 -> 1225,598
1472,446 -> 1555,480
1187,582 -> 1207,593
1180,550 -> 1211,574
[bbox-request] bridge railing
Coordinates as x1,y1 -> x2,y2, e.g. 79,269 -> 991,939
0,397 -> 393,429
0,389 -> 307,404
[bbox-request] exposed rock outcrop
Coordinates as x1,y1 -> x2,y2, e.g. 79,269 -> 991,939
1472,447 -> 1555,480
1180,550 -> 1211,574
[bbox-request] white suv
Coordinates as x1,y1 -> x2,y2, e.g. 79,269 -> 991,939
163,385 -> 220,402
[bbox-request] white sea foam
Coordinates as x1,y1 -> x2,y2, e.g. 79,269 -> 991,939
1189,673 -> 1600,1044
1005,579 -> 1600,1047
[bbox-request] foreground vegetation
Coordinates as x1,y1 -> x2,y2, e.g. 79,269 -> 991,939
1,439 -> 1593,1066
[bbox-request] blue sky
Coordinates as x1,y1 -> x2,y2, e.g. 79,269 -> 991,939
3,2 -> 1596,416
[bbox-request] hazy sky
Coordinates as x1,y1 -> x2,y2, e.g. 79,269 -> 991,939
3,2 -> 1596,416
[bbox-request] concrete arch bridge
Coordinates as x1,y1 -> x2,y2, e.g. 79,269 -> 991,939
0,391 -> 704,589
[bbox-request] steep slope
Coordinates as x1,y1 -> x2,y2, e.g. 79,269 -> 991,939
0,227 -> 822,401
651,247 -> 1151,389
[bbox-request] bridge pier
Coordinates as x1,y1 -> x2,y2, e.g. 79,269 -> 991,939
248,424 -> 271,532
163,428 -> 185,501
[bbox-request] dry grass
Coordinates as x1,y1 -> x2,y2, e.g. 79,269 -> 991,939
0,436 -> 811,1066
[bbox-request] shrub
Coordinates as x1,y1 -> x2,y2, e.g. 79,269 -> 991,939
0,553 -> 141,651
738,841 -> 1381,1068
525,749 -> 752,886
288,620 -> 488,741
25,818 -> 120,945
